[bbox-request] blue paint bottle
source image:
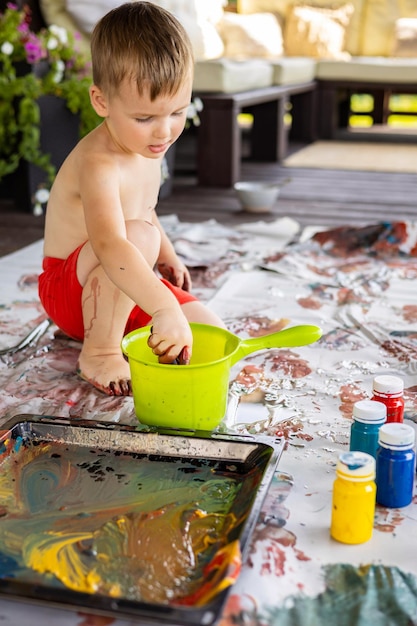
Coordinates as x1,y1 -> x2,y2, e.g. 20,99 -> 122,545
376,423 -> 416,508
350,399 -> 387,459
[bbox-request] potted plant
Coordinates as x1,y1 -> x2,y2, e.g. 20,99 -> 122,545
0,2 -> 100,212
0,3 -> 203,211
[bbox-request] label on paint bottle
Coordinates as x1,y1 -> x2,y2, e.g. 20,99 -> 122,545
371,375 -> 404,424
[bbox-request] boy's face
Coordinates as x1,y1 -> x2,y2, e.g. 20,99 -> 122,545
90,76 -> 193,159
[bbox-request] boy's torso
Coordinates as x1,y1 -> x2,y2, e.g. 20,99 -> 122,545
42,124 -> 162,260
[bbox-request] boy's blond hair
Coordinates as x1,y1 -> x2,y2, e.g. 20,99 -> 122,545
91,1 -> 194,100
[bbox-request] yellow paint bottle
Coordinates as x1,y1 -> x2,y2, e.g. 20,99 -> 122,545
330,451 -> 376,544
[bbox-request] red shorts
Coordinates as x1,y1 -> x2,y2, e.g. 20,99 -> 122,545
38,244 -> 197,341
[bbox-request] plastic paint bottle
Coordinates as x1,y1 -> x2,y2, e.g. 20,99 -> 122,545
350,399 -> 387,459
371,375 -> 404,424
330,451 -> 376,544
376,423 -> 416,508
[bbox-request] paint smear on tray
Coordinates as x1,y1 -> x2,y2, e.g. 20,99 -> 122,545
0,437 -> 256,605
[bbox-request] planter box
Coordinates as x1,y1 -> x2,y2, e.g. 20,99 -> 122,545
0,95 -> 80,213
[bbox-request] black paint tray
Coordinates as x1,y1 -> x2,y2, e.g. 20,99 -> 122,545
0,414 -> 283,625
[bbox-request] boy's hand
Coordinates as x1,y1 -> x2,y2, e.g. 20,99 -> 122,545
147,310 -> 192,364
157,261 -> 192,292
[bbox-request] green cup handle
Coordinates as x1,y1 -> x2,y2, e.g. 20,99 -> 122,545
231,324 -> 322,365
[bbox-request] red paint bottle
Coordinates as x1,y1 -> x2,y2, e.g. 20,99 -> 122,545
371,375 -> 404,424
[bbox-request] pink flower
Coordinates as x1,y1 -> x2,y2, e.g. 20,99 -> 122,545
17,22 -> 30,35
24,34 -> 44,63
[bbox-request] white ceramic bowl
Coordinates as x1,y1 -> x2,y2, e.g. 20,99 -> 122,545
234,181 -> 281,213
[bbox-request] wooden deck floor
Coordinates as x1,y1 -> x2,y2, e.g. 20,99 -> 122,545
0,137 -> 416,258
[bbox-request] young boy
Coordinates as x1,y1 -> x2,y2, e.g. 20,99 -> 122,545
38,1 -> 225,396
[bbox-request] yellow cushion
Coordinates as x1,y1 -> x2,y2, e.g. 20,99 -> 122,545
398,0 -> 417,19
238,0 -> 364,55
218,12 -> 284,58
360,0 -> 400,56
391,18 -> 417,57
284,3 -> 354,59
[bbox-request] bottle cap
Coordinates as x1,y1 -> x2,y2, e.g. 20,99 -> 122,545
378,423 -> 415,449
336,451 -> 376,481
372,375 -> 404,395
352,399 -> 386,424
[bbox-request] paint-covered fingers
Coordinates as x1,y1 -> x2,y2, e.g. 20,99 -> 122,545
147,329 -> 172,359
176,346 -> 190,365
181,268 -> 192,292
148,311 -> 193,364
150,341 -> 190,365
159,346 -> 190,365
157,262 -> 176,284
157,263 -> 192,291
147,328 -> 190,365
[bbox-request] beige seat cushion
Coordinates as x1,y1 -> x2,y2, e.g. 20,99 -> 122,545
270,57 -> 317,85
193,58 -> 273,92
284,3 -> 354,59
217,12 -> 284,58
316,56 -> 417,83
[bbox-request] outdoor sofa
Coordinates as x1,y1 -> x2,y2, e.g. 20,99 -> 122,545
33,0 -> 417,187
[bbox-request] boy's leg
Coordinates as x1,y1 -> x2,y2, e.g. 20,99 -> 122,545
181,301 -> 226,329
76,220 -> 161,396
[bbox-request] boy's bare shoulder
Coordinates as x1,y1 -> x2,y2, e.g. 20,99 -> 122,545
58,124 -> 125,195
72,124 -> 114,166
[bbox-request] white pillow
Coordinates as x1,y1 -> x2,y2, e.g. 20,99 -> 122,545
180,15 -> 225,60
218,12 -> 283,58
193,0 -> 226,24
66,0 -> 122,33
392,17 -> 417,57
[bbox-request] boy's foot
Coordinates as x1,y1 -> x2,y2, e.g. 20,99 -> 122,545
76,353 -> 132,396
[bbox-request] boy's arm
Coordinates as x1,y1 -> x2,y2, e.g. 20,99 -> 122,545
80,158 -> 192,362
152,211 -> 192,292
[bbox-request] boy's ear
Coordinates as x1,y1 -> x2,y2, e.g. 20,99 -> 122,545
89,85 -> 108,117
